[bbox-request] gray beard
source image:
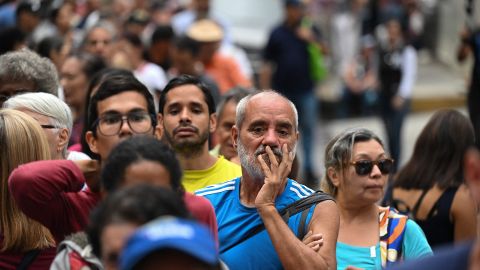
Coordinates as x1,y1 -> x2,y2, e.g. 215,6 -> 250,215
238,141 -> 264,180
237,139 -> 297,181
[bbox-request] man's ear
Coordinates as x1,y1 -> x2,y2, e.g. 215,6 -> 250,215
85,131 -> 99,154
232,125 -> 239,150
209,113 -> 217,133
57,128 -> 70,156
465,148 -> 480,202
327,167 -> 340,188
154,113 -> 163,139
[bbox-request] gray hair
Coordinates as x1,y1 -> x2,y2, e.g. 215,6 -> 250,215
235,90 -> 299,130
0,48 -> 59,96
321,128 -> 385,197
216,87 -> 254,120
83,20 -> 117,47
4,92 -> 73,157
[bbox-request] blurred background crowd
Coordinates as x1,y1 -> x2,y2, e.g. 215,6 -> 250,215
0,0 -> 478,181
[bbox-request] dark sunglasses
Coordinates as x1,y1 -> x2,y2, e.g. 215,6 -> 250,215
349,158 -> 394,176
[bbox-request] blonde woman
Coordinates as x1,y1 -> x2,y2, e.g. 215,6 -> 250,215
0,109 -> 56,269
322,128 -> 432,270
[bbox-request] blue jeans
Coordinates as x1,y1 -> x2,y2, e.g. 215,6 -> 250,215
285,91 -> 318,174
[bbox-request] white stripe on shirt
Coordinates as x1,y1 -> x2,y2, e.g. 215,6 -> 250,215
289,187 -> 307,199
291,181 -> 314,196
196,186 -> 235,197
197,179 -> 236,192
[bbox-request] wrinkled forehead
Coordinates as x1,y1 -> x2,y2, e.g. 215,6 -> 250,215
244,94 -> 296,127
88,27 -> 112,40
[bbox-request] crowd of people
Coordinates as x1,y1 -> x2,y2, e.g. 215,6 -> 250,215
0,0 -> 479,269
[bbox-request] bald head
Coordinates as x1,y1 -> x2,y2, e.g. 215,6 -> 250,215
235,90 -> 298,130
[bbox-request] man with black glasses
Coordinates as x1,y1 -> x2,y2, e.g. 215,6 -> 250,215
8,73 -> 162,244
85,74 -> 161,162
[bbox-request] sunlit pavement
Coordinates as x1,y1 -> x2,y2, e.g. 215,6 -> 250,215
298,56 -> 470,188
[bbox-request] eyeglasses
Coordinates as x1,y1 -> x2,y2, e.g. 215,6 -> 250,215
349,158 -> 394,176
40,124 -> 60,129
93,111 -> 154,136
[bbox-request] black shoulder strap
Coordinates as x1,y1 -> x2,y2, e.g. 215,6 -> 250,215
283,191 -> 334,240
220,190 -> 334,253
411,189 -> 429,218
17,249 -> 41,270
280,191 -> 334,220
298,208 -> 311,239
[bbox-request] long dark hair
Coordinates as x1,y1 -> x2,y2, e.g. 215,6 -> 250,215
394,109 -> 475,190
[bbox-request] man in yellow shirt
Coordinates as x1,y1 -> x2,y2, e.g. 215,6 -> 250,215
158,74 -> 241,192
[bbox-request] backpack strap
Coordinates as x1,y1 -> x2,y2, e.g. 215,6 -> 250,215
297,208 -> 311,239
50,239 -> 103,270
281,191 -> 334,217
280,191 -> 334,239
221,190 -> 334,253
17,249 -> 41,270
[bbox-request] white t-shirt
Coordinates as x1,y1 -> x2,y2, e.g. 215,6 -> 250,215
134,62 -> 168,95
67,151 -> 91,161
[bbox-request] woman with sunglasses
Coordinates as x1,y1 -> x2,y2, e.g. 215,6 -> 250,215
321,128 -> 432,270
388,110 -> 477,248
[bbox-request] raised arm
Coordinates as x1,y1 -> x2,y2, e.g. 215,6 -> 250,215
8,160 -> 101,240
255,145 -> 339,270
259,199 -> 339,270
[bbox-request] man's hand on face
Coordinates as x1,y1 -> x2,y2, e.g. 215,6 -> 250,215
74,160 -> 101,193
254,144 -> 294,210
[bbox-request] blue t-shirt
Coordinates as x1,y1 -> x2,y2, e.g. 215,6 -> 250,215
336,219 -> 433,270
196,177 -> 316,270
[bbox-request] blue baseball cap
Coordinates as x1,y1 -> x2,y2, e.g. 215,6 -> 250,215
120,217 -> 219,270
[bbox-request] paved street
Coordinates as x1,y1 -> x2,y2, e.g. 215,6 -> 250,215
310,109 -> 466,179
304,55 -> 470,181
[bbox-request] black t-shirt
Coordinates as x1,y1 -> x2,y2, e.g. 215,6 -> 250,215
263,24 -> 316,94
469,29 -> 480,90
